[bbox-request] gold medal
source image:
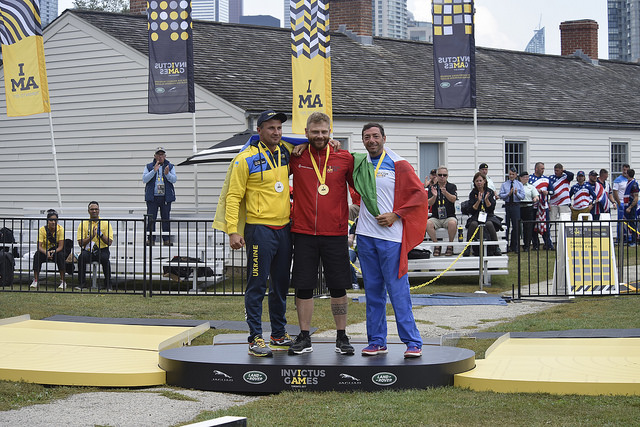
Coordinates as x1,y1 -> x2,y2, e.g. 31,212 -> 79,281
274,181 -> 284,193
309,145 -> 330,197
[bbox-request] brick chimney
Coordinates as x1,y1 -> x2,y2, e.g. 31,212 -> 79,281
129,0 -> 146,15
330,0 -> 372,36
560,19 -> 598,60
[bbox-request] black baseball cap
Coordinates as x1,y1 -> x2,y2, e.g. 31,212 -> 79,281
519,171 -> 529,177
257,110 -> 287,127
589,170 -> 598,176
479,163 -> 489,169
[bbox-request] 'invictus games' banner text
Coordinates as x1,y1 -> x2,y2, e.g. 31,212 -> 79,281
148,0 -> 195,114
432,0 -> 476,109
0,0 -> 50,117
290,0 -> 332,134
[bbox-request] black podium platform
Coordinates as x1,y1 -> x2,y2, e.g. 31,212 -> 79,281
159,339 -> 475,393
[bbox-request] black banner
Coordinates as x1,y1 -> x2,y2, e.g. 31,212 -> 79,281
147,0 -> 195,114
432,0 -> 476,109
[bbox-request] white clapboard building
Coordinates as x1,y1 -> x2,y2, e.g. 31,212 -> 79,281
1,10 -> 640,217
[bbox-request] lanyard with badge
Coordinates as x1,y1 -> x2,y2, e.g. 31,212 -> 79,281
155,167 -> 165,195
437,185 -> 447,219
259,142 -> 285,193
309,145 -> 330,195
477,192 -> 487,223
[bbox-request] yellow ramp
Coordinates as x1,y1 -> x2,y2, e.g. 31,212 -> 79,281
0,315 -> 208,387
455,335 -> 640,395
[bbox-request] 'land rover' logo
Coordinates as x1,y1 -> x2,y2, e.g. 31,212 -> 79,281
372,372 -> 397,386
440,82 -> 450,88
155,87 -> 166,93
243,370 -> 267,384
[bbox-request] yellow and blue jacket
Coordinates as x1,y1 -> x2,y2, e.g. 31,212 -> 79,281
214,139 -> 295,236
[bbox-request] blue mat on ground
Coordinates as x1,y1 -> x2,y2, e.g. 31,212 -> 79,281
353,293 -> 508,306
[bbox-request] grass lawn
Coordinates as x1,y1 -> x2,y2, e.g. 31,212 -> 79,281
1,255 -> 640,425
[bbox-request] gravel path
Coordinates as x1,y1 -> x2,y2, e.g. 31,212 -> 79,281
0,296 -> 557,427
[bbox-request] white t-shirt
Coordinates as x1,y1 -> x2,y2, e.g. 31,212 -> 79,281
356,152 -> 403,243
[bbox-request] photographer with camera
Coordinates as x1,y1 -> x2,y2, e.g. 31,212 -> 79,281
143,147 -> 177,246
31,209 -> 67,289
76,201 -> 113,290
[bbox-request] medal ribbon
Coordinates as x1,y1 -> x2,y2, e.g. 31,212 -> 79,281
309,145 -> 330,188
373,150 -> 386,178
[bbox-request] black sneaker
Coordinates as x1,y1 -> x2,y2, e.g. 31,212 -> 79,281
335,334 -> 355,355
248,336 -> 273,357
288,334 -> 313,355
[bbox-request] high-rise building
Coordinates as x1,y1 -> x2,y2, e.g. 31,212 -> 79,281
41,0 -> 58,27
192,0 -> 229,22
608,0 -> 640,62
372,0 -> 408,39
525,27 -> 545,54
407,11 -> 432,42
229,0 -> 242,23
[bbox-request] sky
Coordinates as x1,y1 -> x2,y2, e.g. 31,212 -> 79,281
58,0 -> 610,59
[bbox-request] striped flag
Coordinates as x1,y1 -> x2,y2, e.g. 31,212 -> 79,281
290,0 -> 332,134
432,0 -> 476,109
147,0 -> 195,114
0,0 -> 50,116
529,174 -> 549,234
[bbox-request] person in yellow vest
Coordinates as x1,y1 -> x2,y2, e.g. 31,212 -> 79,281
30,209 -> 66,289
75,201 -> 113,290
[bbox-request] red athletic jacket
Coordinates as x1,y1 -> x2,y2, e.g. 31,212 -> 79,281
290,145 -> 354,236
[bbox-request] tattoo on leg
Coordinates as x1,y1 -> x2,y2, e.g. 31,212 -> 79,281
331,303 -> 348,316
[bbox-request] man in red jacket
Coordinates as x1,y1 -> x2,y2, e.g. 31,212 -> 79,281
288,112 -> 356,355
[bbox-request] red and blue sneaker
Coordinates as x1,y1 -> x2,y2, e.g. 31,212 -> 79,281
361,344 -> 388,356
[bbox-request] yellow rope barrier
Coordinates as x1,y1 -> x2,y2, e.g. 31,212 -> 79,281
350,226 -> 482,289
623,221 -> 640,237
411,226 -> 480,290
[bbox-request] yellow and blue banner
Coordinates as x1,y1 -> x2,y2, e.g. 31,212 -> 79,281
432,0 -> 476,109
290,0 -> 332,134
0,0 -> 50,117
148,0 -> 195,114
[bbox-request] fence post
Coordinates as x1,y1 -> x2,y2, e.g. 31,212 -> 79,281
478,224 -> 484,290
143,214 -> 151,298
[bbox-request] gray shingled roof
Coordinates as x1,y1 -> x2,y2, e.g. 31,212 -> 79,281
72,10 -> 640,128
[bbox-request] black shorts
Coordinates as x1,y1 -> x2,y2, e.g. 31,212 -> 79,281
291,233 -> 351,290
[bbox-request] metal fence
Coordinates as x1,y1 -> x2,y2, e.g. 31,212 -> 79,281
0,216 -> 253,296
516,218 -> 640,298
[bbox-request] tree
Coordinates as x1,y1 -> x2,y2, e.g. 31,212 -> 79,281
72,0 -> 130,13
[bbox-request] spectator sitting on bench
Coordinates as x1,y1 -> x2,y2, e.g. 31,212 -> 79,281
75,201 -> 113,290
31,209 -> 67,289
426,166 -> 458,256
464,172 -> 502,256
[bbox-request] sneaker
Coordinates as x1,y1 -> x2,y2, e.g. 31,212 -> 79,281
335,335 -> 355,355
361,344 -> 388,356
163,240 -> 174,246
58,281 -> 67,290
30,280 -> 38,288
288,334 -> 313,355
404,346 -> 422,358
352,283 -> 360,290
269,333 -> 293,351
248,336 -> 273,357
145,240 -> 155,246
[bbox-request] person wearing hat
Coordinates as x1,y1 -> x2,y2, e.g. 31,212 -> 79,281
142,147 -> 177,246
499,167 -> 525,253
478,163 -> 497,192
214,109 -> 296,357
569,171 -> 596,221
519,171 -> 539,252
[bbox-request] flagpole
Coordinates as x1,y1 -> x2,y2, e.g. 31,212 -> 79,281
473,108 -> 478,171
48,113 -> 62,208
192,113 -> 199,214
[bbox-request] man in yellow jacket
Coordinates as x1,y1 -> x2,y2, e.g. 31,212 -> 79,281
216,110 -> 295,357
